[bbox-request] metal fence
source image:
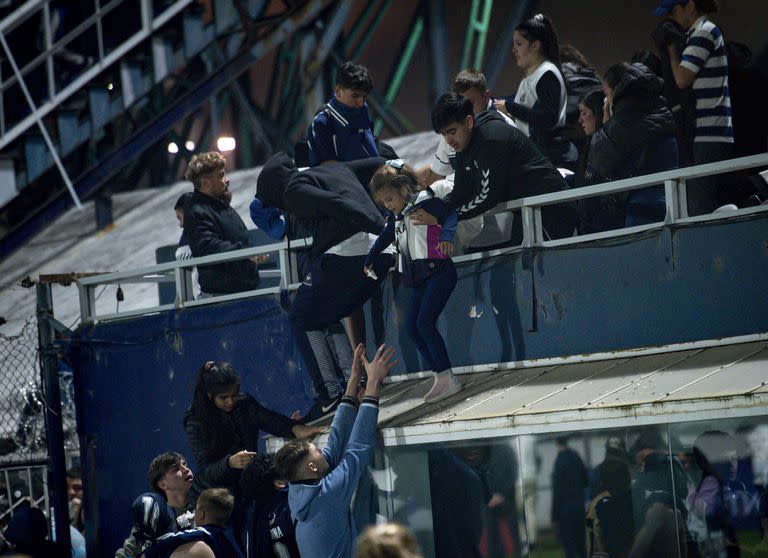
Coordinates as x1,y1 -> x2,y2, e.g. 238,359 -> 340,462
0,315 -> 78,466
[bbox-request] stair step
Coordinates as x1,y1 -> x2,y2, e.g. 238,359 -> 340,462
120,59 -> 152,108
88,86 -> 112,130
56,109 -> 80,156
23,135 -> 51,183
0,158 -> 17,208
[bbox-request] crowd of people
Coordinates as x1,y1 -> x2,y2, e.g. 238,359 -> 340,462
3,0 -> 765,556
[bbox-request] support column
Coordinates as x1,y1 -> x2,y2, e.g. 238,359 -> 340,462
36,283 -> 71,550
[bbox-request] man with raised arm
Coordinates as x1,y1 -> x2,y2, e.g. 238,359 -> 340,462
275,344 -> 397,558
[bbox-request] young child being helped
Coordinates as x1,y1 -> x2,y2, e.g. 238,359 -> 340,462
364,160 -> 463,403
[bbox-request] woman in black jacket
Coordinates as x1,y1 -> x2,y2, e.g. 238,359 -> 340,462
184,361 -> 322,506
589,62 -> 679,227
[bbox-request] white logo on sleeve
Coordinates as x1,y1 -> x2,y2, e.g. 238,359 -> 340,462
459,167 -> 490,214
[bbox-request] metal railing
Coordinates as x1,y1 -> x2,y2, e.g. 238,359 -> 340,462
0,463 -> 49,524
75,153 -> 768,324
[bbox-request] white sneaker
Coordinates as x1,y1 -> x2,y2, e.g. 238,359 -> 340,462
424,370 -> 463,403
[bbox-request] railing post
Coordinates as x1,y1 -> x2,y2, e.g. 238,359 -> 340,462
77,283 -> 95,324
140,0 -> 152,32
174,266 -> 194,306
534,206 -> 544,243
278,242 -> 291,288
43,2 -> 55,100
664,179 -> 679,224
678,178 -> 689,219
521,206 -> 536,247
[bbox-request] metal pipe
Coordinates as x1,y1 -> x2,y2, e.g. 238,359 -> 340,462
427,0 -> 449,104
36,283 -> 71,550
0,31 -> 82,209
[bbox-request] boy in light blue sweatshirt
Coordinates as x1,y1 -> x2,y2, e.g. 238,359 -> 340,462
275,343 -> 397,558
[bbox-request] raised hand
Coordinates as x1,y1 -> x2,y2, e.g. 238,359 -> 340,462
228,450 -> 257,469
345,343 -> 366,397
361,344 -> 398,396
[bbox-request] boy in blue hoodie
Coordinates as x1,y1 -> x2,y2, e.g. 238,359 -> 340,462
275,343 -> 397,558
308,61 -> 377,166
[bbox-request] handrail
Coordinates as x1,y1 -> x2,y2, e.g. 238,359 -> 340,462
75,153 -> 768,324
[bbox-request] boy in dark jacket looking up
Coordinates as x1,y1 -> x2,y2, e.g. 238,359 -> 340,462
275,344 -> 397,558
183,152 -> 261,296
308,62 -> 377,166
428,93 -> 575,242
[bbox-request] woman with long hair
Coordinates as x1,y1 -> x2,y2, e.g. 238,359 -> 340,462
494,14 -> 577,169
184,360 -> 323,505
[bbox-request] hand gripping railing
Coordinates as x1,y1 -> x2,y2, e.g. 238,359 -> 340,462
75,153 -> 768,323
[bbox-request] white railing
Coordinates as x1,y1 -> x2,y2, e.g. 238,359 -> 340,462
76,153 -> 768,323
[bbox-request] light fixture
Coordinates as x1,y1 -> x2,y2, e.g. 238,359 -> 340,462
167,142 -> 179,154
185,140 -> 195,151
107,82 -> 114,91
217,136 -> 236,152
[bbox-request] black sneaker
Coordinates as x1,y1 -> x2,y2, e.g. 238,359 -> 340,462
302,395 -> 341,423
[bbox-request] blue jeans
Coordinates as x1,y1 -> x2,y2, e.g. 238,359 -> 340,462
405,263 -> 457,373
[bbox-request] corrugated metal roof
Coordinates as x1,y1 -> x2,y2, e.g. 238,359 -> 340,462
374,339 -> 768,447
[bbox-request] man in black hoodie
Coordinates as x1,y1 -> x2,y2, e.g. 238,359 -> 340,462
429,93 -> 575,241
256,153 -> 394,421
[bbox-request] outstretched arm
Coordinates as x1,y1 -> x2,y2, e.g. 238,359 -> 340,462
323,346 -> 397,502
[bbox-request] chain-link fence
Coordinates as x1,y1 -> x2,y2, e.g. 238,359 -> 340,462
0,315 -> 78,466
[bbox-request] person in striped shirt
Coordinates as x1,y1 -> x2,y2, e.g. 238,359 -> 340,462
654,0 -> 734,215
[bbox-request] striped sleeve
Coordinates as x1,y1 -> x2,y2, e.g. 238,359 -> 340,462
681,31 -> 715,74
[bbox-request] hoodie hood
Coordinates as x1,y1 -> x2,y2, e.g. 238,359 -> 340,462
613,63 -> 664,106
288,480 -> 323,522
257,152 -> 299,210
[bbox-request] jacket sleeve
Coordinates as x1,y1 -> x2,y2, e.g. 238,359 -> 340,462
283,179 -> 385,235
506,71 -> 563,131
588,118 -> 632,179
449,142 -> 511,220
245,396 -> 296,439
322,402 -> 379,504
185,207 -> 246,257
184,416 -> 238,489
250,197 -> 286,240
433,201 -> 458,243
308,113 -> 337,166
323,401 -> 358,469
364,215 -> 396,268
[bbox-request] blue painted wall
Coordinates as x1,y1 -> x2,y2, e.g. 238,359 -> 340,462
72,214 -> 768,555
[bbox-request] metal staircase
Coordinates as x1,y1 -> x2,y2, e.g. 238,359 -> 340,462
0,0 -> 323,259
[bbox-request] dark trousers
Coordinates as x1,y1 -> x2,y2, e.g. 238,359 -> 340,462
687,141 -> 735,216
289,253 -> 392,399
405,263 -> 457,373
